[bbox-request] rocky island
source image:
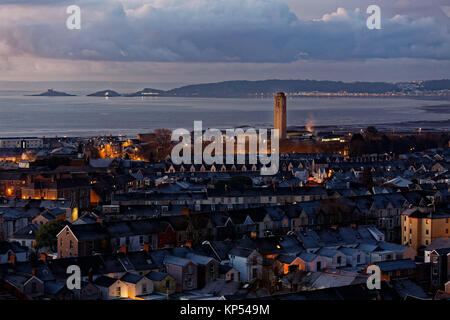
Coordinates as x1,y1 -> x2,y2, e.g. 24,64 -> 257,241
30,89 -> 76,97
87,90 -> 121,97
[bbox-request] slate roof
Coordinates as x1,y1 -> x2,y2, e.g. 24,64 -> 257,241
10,224 -> 40,240
164,255 -> 193,267
66,223 -> 109,241
298,252 -> 318,262
374,259 -> 416,272
0,241 -> 28,254
425,238 -> 450,251
277,254 -> 298,264
120,272 -> 143,284
94,275 -> 118,288
318,248 -> 340,258
229,247 -> 254,258
146,271 -> 169,282
185,253 -> 215,265
1,260 -> 55,282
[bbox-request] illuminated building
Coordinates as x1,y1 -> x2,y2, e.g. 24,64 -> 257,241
402,207 -> 450,249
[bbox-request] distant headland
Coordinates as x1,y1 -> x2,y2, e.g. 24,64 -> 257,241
26,79 -> 450,99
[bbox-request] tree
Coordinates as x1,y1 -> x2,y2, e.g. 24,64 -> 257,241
349,133 -> 365,157
380,134 -> 392,153
365,126 -> 378,137
36,221 -> 65,251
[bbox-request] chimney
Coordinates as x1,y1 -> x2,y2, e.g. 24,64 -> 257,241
142,243 -> 150,252
9,253 -> 16,265
88,268 -> 93,282
96,217 -> 103,224
120,245 -> 128,254
40,252 -> 47,262
31,268 -> 36,276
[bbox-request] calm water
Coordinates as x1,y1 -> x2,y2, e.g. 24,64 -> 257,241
0,83 -> 448,137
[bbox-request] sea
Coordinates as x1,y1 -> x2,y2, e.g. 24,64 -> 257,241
0,81 -> 448,138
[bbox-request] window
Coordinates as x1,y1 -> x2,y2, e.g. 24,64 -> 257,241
252,268 -> 258,279
139,236 -> 144,244
426,240 -> 429,245
116,286 -> 121,296
357,255 -> 360,263
446,229 -> 448,234
185,276 -> 193,287
142,284 -> 147,293
186,265 -> 193,274
426,229 -> 429,235
31,282 -> 37,293
165,280 -> 170,289
288,265 -> 297,273
337,256 -> 342,265
69,240 -> 73,249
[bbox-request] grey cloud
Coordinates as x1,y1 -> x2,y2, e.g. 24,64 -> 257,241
0,0 -> 449,63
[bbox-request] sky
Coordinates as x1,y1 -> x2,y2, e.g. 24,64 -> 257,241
0,0 -> 449,85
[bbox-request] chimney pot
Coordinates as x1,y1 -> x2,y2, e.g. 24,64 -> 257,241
9,253 -> 16,265
88,268 -> 93,282
120,245 -> 128,254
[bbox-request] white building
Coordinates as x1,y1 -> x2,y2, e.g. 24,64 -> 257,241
0,138 -> 43,149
